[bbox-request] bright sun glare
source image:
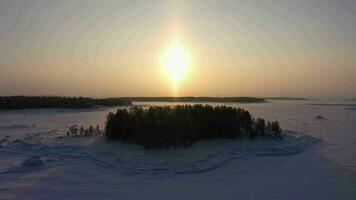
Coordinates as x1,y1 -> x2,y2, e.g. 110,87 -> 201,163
162,39 -> 190,83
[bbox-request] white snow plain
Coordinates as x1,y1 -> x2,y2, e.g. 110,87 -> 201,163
0,100 -> 356,200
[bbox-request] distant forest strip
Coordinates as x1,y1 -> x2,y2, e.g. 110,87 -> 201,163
265,97 -> 309,100
0,96 -> 132,110
307,103 -> 356,107
119,97 -> 266,103
105,105 -> 282,149
0,96 -> 265,110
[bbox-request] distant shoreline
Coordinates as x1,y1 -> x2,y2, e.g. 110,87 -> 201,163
265,97 -> 310,100
119,97 -> 266,103
307,103 -> 356,107
0,96 -> 132,110
0,96 -> 266,110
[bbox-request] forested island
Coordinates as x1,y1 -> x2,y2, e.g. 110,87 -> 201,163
105,105 -> 282,149
118,97 -> 266,103
0,96 -> 132,110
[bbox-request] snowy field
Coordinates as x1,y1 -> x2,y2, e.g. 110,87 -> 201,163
1,100 -> 356,200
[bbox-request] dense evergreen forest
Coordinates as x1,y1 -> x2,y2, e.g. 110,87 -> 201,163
0,96 -> 131,110
105,105 -> 282,149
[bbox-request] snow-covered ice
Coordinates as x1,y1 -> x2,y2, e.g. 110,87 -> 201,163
1,100 -> 356,199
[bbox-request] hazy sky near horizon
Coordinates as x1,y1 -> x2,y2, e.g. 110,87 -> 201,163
1,0 -> 356,98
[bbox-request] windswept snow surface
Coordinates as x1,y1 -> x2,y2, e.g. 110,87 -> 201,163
1,101 -> 356,200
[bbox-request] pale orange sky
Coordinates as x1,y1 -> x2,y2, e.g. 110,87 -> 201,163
1,0 -> 356,99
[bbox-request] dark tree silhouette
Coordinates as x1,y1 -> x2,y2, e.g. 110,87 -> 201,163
0,96 -> 131,110
105,105 -> 283,149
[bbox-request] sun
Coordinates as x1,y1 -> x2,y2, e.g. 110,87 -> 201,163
162,39 -> 190,83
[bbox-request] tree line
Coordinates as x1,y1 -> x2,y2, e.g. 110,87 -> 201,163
105,105 -> 282,149
118,97 -> 266,103
67,125 -> 103,137
0,96 -> 131,110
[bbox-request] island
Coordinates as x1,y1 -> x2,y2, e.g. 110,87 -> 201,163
105,105 -> 282,149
